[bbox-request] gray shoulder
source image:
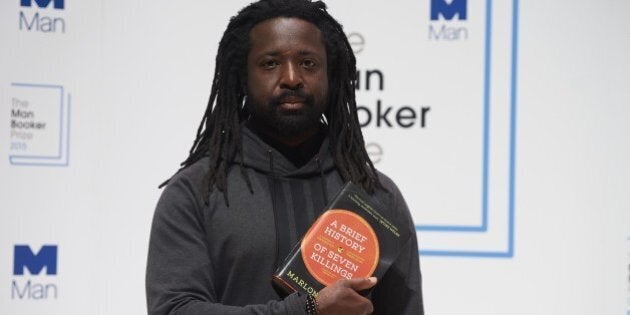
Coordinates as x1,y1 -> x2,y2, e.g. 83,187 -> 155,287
159,157 -> 210,206
374,170 -> 415,232
374,170 -> 408,212
375,170 -> 405,199
168,157 -> 209,185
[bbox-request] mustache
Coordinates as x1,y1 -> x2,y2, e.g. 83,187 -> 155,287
270,90 -> 314,107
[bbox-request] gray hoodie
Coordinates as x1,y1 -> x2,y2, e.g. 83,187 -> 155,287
146,126 -> 424,314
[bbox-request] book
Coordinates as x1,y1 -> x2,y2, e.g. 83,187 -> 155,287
272,182 -> 411,297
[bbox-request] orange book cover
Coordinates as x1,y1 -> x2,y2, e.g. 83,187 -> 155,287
272,182 -> 411,297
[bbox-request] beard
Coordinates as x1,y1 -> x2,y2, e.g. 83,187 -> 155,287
247,90 -> 325,138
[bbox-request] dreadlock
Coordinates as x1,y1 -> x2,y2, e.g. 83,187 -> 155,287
160,0 -> 382,204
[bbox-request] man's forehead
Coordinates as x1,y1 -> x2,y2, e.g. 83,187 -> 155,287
249,17 -> 324,41
248,17 -> 326,54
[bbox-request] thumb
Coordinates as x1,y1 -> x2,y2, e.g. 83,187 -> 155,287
345,277 -> 378,291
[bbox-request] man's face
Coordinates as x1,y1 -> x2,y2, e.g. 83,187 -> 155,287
246,17 -> 328,143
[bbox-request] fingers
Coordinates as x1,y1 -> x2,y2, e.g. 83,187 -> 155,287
342,277 -> 378,291
317,278 -> 376,315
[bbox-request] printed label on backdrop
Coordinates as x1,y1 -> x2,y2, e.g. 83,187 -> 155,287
414,0 -> 518,257
11,244 -> 58,300
18,0 -> 67,33
8,83 -> 71,166
351,0 -> 518,258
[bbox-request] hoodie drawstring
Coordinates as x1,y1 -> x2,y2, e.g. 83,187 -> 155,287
316,157 -> 329,205
268,150 -> 281,270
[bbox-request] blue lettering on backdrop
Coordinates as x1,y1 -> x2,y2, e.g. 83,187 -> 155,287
430,0 -> 467,21
428,0 -> 469,41
20,0 -> 64,9
13,245 -> 57,275
19,0 -> 66,33
11,245 -> 59,299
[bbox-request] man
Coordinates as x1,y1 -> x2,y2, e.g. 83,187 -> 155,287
146,0 -> 424,314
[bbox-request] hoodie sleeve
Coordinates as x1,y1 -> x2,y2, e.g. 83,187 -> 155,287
145,173 -> 307,315
371,175 -> 425,315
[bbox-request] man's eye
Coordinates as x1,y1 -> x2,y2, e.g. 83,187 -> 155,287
301,59 -> 316,68
261,60 -> 278,69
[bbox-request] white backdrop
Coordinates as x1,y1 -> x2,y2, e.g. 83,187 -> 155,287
1,0 -> 629,314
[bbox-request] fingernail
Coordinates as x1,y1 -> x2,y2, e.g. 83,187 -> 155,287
368,277 -> 377,283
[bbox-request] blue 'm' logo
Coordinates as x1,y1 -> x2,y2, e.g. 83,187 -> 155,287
20,0 -> 64,9
13,245 -> 57,275
430,0 -> 467,20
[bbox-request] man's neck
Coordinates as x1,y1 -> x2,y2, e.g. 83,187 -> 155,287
246,122 -> 325,168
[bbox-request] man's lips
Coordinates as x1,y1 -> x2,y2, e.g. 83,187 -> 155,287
279,102 -> 304,111
279,96 -> 305,103
277,97 -> 306,110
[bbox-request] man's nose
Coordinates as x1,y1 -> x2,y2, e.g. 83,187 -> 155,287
279,62 -> 304,90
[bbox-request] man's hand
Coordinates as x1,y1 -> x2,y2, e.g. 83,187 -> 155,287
315,277 -> 377,315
